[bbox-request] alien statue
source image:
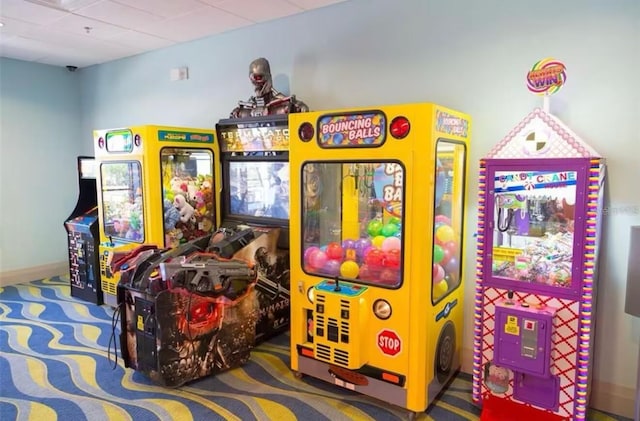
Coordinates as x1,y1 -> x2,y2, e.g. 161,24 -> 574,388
230,57 -> 309,118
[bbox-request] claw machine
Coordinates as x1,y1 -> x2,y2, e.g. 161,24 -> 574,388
472,60 -> 606,421
94,126 -> 221,306
288,103 -> 471,417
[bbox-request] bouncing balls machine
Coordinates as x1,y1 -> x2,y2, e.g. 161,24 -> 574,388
288,103 -> 471,418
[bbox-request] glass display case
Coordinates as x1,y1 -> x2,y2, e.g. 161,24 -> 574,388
100,161 -> 144,242
483,159 -> 588,298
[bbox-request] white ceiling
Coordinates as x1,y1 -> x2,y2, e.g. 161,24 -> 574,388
0,0 -> 346,68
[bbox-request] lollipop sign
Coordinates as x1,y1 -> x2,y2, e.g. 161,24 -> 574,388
526,58 -> 567,96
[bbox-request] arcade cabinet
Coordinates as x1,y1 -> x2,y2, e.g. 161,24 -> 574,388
472,107 -> 606,420
288,103 -> 471,418
213,56 -> 309,344
94,126 -> 221,307
64,156 -> 102,304
216,115 -> 292,343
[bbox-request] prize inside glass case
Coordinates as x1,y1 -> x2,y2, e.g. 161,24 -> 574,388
160,148 -> 215,247
490,169 -> 577,288
100,161 -> 144,242
301,161 -> 405,288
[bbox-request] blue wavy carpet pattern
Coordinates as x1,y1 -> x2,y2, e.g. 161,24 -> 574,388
0,276 -> 631,421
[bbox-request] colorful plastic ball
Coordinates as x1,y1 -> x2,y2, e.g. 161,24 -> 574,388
443,240 -> 458,255
304,246 -> 320,263
355,238 -> 372,257
383,249 -> 401,268
433,279 -> 449,300
444,257 -> 459,274
379,268 -> 399,285
381,223 -> 399,237
309,250 -> 328,269
340,260 -> 360,278
372,235 -> 386,249
381,236 -> 401,252
342,239 -> 356,250
358,263 -> 374,280
433,263 -> 445,283
436,225 -> 456,244
367,220 -> 383,237
388,216 -> 402,226
322,259 -> 342,276
435,215 -> 451,225
365,248 -> 384,267
433,244 -> 445,264
326,242 -> 343,260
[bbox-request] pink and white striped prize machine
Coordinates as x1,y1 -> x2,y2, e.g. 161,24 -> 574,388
472,59 -> 606,421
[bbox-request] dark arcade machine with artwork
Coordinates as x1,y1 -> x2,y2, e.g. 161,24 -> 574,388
215,57 -> 309,343
64,156 -> 103,305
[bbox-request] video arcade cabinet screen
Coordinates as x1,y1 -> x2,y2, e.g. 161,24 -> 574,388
226,160 -> 290,220
79,158 -> 96,179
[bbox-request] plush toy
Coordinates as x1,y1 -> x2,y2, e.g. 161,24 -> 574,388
164,198 -> 181,229
174,194 -> 195,223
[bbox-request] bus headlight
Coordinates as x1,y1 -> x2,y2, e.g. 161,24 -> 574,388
373,299 -> 392,320
307,287 -> 315,303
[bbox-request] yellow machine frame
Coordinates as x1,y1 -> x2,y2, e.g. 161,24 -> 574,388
94,125 -> 221,306
288,103 -> 471,415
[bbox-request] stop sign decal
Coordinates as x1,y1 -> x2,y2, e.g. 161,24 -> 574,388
377,329 -> 402,356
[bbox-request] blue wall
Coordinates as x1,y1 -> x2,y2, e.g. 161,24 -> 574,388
0,57 -> 82,271
1,0 -> 638,409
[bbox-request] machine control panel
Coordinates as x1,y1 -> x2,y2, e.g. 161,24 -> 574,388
494,299 -> 557,378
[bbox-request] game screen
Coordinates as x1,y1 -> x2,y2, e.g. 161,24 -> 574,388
301,161 -> 404,288
100,161 -> 144,242
226,160 -> 290,220
490,169 -> 576,288
161,148 -> 215,248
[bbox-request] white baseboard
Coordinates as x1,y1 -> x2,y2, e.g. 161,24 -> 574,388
0,261 -> 68,287
461,346 -> 635,419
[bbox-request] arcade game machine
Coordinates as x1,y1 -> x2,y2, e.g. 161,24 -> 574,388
472,60 -> 606,421
94,125 -> 221,307
214,57 -> 309,343
288,103 -> 471,418
216,115 -> 293,343
64,156 -> 102,304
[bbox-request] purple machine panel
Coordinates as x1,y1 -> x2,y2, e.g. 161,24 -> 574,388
494,298 -> 560,410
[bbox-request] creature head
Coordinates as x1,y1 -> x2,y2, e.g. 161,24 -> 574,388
249,57 -> 273,97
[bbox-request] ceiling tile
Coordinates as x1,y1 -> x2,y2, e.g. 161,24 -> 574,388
138,5 -> 252,43
48,13 -> 129,40
111,0 -> 205,19
107,29 -> 175,51
73,0 -> 164,29
214,0 -> 303,22
0,0 -> 70,25
285,0 -> 346,10
0,16 -> 41,37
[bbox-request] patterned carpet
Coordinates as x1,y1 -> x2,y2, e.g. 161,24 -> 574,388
0,276 -> 632,421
